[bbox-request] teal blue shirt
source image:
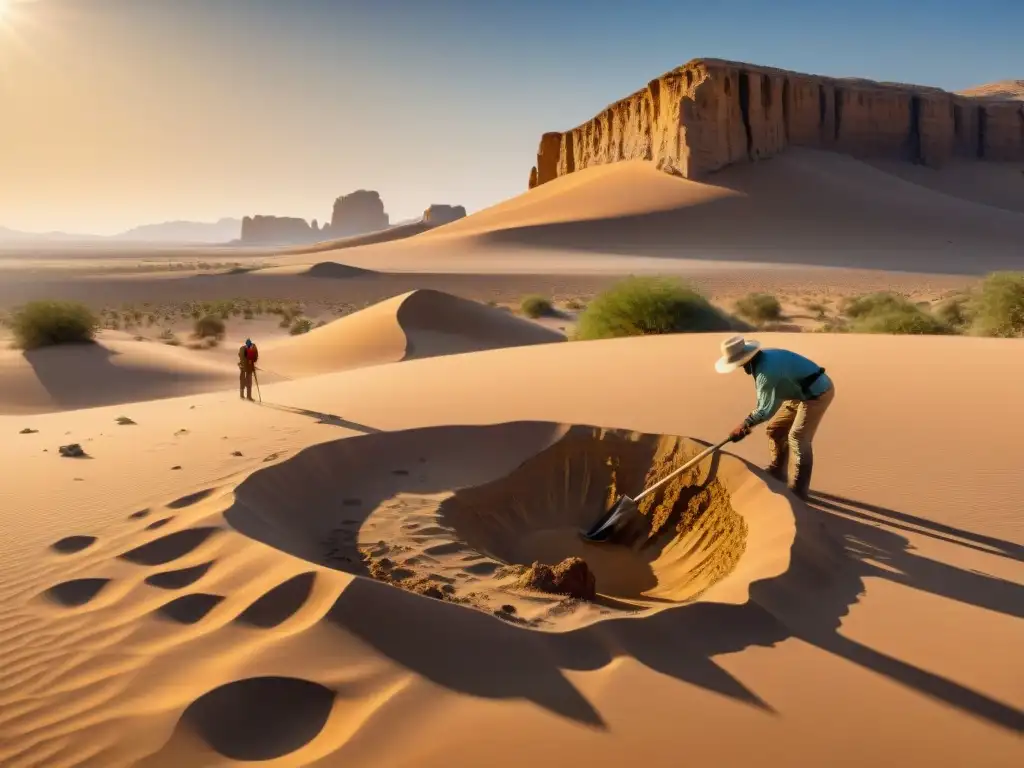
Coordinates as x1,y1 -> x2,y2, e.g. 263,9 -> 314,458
742,349 -> 832,428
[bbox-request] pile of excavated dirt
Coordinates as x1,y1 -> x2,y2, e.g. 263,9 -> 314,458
515,557 -> 597,600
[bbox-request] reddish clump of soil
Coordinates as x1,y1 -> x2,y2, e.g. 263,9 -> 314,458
517,557 -> 597,601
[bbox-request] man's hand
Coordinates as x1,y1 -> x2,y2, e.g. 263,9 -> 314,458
729,424 -> 751,442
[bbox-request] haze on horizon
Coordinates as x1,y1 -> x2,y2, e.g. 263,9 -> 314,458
1,0 -> 1021,236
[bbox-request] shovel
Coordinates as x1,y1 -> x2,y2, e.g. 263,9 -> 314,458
580,435 -> 738,543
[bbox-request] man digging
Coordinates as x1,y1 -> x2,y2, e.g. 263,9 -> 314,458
715,336 -> 835,500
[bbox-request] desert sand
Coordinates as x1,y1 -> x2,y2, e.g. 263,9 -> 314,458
0,140 -> 1022,767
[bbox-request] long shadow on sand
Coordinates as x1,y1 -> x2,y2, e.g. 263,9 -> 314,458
811,490 -> 1024,565
20,342 -> 193,410
257,401 -> 382,432
222,422 -> 1024,733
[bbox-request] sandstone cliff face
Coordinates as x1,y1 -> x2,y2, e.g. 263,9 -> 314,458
422,204 -> 467,225
240,215 -> 323,245
329,190 -> 389,237
528,58 -> 1024,189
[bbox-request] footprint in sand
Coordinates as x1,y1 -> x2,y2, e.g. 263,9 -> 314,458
145,561 -> 214,590
167,488 -> 216,509
168,677 -> 334,761
235,572 -> 317,629
50,535 -> 97,554
119,527 -> 222,566
129,508 -> 151,520
144,517 -> 173,531
43,578 -> 110,607
154,593 -> 224,624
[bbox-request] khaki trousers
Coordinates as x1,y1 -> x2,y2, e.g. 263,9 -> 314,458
764,384 -> 835,498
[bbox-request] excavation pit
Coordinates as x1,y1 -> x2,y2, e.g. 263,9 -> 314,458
226,422 -> 794,630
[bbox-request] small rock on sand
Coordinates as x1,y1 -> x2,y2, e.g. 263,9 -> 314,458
516,557 -> 597,601
115,416 -> 137,426
58,444 -> 87,458
19,428 -> 38,435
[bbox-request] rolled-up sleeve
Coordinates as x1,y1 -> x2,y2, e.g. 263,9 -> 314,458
744,372 -> 783,428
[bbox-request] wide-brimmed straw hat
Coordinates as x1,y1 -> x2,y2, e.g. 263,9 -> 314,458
715,335 -> 761,373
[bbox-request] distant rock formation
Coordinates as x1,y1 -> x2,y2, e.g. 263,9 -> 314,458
422,204 -> 467,225
958,80 -> 1024,101
329,190 -> 389,237
528,58 -> 1024,189
240,215 -> 324,245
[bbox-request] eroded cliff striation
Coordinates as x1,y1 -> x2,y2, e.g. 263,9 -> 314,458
528,58 -> 1024,188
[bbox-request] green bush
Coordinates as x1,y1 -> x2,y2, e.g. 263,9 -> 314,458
839,291 -> 952,335
933,294 -> 973,331
805,302 -> 828,320
574,277 -> 740,340
850,308 -> 952,335
520,295 -> 555,318
970,272 -> 1024,337
193,314 -> 226,339
289,317 -> 314,335
734,292 -> 782,324
10,300 -> 99,349
840,292 -> 912,319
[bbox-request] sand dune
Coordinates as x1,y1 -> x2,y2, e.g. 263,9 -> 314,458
301,150 -> 1024,275
261,288 -> 565,377
0,334 -> 241,415
0,330 -> 1020,766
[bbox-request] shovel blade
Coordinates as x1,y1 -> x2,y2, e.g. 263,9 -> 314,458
580,495 -> 638,542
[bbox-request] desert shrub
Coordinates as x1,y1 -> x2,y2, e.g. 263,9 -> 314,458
289,317 -> 314,335
840,292 -> 912,319
565,297 -> 587,311
851,309 -> 952,335
734,292 -> 782,324
520,295 -> 555,318
574,277 -> 740,340
969,272 -> 1024,337
805,302 -> 828,320
243,308 -> 255,320
839,291 -> 952,335
193,314 -> 226,340
933,294 -> 973,331
10,300 -> 99,349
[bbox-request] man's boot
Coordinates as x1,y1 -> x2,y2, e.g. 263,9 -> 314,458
790,458 -> 813,501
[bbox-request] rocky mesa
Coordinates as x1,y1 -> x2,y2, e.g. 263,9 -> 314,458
240,215 -> 326,245
527,58 -> 1024,189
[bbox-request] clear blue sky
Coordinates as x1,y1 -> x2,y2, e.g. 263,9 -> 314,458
0,0 -> 1020,233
